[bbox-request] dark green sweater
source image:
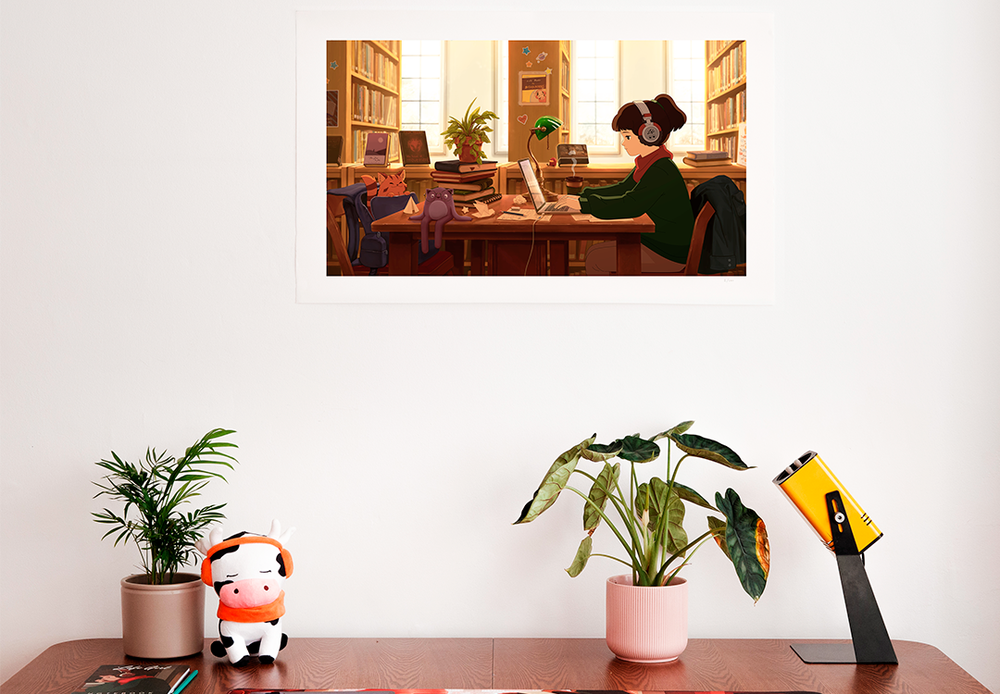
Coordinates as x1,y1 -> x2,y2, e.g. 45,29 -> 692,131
578,158 -> 694,264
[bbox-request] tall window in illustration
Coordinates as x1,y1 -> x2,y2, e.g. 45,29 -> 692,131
400,41 -> 444,152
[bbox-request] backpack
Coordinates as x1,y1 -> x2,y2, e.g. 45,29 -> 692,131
689,176 -> 746,274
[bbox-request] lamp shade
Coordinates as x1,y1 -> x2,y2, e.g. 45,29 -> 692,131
532,116 -> 562,140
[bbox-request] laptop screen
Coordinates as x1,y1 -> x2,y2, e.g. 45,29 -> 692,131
517,158 -> 548,212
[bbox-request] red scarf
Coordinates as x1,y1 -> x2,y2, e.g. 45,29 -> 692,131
217,591 -> 286,623
632,146 -> 673,182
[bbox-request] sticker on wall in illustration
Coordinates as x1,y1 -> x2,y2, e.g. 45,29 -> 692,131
518,71 -> 549,105
326,90 -> 338,127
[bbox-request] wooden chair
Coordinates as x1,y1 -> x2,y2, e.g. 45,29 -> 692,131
326,194 -> 355,276
643,200 -> 715,276
326,192 -> 456,276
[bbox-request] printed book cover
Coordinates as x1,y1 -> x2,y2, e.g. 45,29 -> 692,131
72,663 -> 190,693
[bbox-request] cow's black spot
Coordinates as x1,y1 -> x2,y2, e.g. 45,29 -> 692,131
268,618 -> 279,626
277,552 -> 286,577
209,543 -> 242,563
211,640 -> 227,657
259,655 -> 275,665
214,580 -> 233,596
221,634 -> 234,648
280,633 -> 288,650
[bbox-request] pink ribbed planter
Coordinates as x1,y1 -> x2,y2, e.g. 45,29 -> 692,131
606,574 -> 688,663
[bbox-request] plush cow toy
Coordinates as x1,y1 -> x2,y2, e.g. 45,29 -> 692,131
196,520 -> 295,666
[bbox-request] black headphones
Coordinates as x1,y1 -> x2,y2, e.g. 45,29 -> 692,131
633,101 -> 662,144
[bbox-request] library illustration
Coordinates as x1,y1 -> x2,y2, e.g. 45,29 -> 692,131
325,40 -> 746,278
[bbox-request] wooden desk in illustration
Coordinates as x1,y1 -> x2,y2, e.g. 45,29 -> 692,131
371,195 -> 654,276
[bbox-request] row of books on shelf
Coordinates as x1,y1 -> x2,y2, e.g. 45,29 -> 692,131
352,41 -> 399,88
73,663 -> 196,693
707,41 -> 746,97
352,83 -> 398,127
707,40 -> 743,63
431,159 -> 500,203
705,122 -> 747,165
708,91 -> 746,133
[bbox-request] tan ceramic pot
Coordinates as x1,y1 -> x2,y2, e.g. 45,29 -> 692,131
606,574 -> 688,663
120,572 -> 205,658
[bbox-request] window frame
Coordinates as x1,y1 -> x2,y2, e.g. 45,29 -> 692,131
570,40 -> 622,157
399,40 -> 446,157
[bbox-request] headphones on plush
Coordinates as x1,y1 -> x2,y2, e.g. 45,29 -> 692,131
633,101 -> 662,144
200,535 -> 294,586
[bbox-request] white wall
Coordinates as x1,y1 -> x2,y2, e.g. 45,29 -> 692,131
2,1 -> 1000,692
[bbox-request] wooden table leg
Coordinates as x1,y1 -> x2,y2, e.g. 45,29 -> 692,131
549,240 -> 568,275
388,232 -> 417,276
616,234 -> 642,275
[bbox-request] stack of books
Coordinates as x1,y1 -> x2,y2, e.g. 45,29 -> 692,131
682,150 -> 733,167
431,160 -> 501,204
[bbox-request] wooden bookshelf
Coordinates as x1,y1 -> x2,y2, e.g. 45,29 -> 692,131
705,40 -> 746,161
507,40 -> 572,163
326,41 -> 402,164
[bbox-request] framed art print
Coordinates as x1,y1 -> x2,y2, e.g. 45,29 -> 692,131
299,12 -> 775,304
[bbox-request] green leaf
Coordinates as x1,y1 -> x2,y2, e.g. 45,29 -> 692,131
618,435 -> 659,463
565,535 -> 593,577
652,420 -> 694,440
707,516 -> 729,558
647,478 -> 686,555
671,433 -> 750,470
715,488 -> 769,602
672,482 -> 717,511
584,462 -> 620,534
581,439 -> 623,462
514,435 -> 595,524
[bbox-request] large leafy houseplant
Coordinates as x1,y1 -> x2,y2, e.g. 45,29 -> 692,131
514,421 -> 770,602
441,98 -> 498,163
93,428 -> 239,585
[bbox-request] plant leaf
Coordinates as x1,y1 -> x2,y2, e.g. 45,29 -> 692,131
618,435 -> 659,463
584,461 -> 620,534
707,516 -> 729,558
565,535 -> 593,577
581,439 -> 623,462
652,420 -> 694,440
671,433 -> 750,470
715,488 -> 768,602
513,435 -> 595,524
672,482 -> 717,511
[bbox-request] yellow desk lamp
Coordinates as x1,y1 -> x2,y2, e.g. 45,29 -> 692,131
774,451 -> 898,665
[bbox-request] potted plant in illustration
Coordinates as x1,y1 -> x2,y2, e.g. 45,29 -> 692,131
514,421 -> 770,663
92,428 -> 238,658
441,98 -> 498,163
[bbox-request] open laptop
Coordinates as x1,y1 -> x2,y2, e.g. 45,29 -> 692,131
517,158 -> 579,214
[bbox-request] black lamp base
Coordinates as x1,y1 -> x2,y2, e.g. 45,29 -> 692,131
791,642 -> 871,664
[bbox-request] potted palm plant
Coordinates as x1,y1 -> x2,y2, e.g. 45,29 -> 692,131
514,421 -> 770,662
92,428 -> 238,658
441,98 -> 498,163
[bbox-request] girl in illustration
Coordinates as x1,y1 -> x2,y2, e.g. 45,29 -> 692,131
569,94 -> 694,274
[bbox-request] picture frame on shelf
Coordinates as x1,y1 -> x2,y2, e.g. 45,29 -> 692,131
326,135 -> 343,166
399,130 -> 430,165
363,131 -> 389,166
556,143 -> 589,166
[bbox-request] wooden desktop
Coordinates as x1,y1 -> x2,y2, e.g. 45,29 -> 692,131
0,638 -> 990,694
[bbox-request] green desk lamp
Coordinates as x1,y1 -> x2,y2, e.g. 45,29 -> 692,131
528,115 -> 562,201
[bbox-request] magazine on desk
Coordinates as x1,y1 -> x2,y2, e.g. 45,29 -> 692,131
73,663 -> 195,693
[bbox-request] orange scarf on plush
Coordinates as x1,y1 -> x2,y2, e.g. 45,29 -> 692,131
217,591 -> 286,623
632,145 -> 673,182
